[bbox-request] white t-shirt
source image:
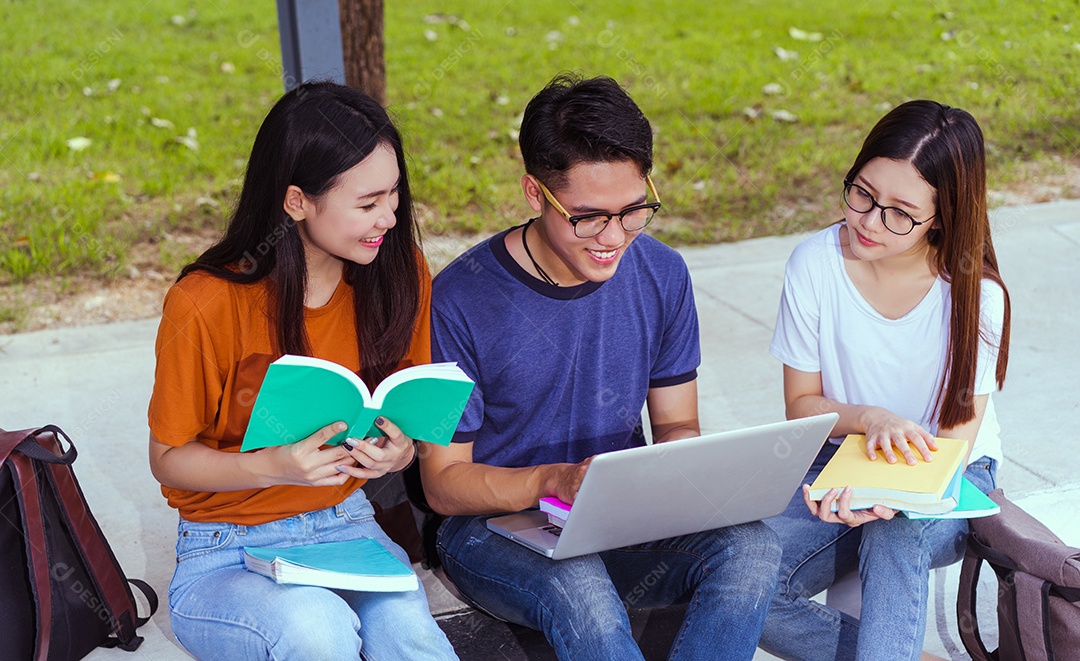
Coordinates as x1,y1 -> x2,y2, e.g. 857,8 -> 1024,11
770,224 -> 1006,464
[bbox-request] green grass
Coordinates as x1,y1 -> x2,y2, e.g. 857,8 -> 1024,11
0,299 -> 26,328
3,0 -> 1080,283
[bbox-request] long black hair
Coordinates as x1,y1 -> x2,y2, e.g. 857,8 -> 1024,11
181,81 -> 421,387
846,100 -> 1010,429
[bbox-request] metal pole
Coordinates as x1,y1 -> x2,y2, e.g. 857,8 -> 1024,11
275,0 -> 346,91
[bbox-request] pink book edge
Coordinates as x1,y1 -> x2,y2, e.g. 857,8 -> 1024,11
539,496 -> 572,518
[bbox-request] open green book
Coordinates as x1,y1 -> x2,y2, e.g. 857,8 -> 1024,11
240,355 -> 474,451
808,434 -> 968,514
243,538 -> 418,592
904,477 -> 1001,519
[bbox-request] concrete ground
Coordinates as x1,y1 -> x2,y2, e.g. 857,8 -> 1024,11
2,199 -> 1077,660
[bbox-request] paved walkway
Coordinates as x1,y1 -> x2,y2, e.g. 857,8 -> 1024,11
2,200 -> 1078,660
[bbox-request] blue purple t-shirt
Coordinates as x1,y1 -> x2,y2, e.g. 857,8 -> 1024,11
431,226 -> 700,468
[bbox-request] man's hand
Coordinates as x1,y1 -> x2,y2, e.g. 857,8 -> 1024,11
545,456 -> 594,504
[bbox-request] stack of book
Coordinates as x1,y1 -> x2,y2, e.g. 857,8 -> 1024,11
808,434 -> 1000,519
243,538 -> 418,592
539,496 -> 572,527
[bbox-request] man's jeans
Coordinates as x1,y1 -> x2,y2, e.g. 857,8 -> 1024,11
437,514 -> 782,660
168,489 -> 457,661
759,442 -> 998,661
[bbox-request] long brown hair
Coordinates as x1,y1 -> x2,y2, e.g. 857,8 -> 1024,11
845,100 -> 1010,429
180,82 -> 421,387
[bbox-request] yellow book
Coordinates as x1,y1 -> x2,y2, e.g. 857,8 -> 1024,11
808,434 -> 968,512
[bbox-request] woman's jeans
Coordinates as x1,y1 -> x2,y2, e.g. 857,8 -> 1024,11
437,514 -> 782,661
758,443 -> 998,661
168,488 -> 457,661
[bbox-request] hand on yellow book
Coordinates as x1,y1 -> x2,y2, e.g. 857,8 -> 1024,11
803,484 -> 897,528
860,408 -> 939,465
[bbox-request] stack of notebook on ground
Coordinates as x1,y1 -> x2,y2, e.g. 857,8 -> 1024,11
808,434 -> 1000,519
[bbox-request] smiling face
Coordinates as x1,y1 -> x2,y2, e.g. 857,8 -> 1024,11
286,142 -> 400,268
843,157 -> 938,263
524,159 -> 650,285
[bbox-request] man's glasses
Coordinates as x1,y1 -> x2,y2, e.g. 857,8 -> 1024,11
842,180 -> 935,236
536,176 -> 661,239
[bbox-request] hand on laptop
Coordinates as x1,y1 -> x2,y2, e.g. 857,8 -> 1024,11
544,456 -> 594,504
803,483 -> 896,528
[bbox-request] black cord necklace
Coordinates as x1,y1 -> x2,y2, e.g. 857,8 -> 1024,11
521,219 -> 559,287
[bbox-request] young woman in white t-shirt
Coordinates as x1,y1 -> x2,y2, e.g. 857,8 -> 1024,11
758,100 -> 1011,661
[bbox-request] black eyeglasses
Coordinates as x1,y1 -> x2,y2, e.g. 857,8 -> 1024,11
536,177 -> 662,239
842,180 -> 935,236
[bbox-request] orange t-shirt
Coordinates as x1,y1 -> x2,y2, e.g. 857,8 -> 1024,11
147,265 -> 431,524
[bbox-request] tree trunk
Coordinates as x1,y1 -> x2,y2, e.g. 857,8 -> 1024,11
338,0 -> 386,105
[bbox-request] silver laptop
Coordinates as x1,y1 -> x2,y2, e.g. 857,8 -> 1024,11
486,413 -> 838,560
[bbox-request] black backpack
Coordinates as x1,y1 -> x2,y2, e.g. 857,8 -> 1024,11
957,488 -> 1080,661
1,425 -> 158,660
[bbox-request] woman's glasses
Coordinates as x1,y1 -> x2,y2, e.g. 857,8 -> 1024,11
842,180 -> 935,236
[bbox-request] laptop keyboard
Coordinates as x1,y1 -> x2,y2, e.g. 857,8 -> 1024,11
541,524 -> 563,537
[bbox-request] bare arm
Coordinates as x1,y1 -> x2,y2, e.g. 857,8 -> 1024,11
803,395 -> 989,528
788,362 -> 991,526
647,380 -> 700,443
938,393 -> 988,467
420,381 -> 700,516
784,366 -> 903,527
419,440 -> 587,516
149,418 -> 415,492
783,365 -> 937,465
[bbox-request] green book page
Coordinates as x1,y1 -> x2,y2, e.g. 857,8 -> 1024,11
361,377 -> 474,445
904,477 -> 1001,519
244,538 -> 414,577
241,361 -> 369,451
241,357 -> 474,450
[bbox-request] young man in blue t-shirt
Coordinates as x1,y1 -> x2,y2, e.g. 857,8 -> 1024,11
421,74 -> 781,660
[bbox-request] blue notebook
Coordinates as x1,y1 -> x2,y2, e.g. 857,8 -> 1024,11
243,538 -> 418,592
903,477 -> 1001,519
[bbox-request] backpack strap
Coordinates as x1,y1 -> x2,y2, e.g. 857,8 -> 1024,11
1,427 -> 37,463
18,425 -> 78,464
958,547 -> 996,661
35,430 -> 157,648
1053,583 -> 1080,602
1,425 -> 77,464
96,579 -> 159,651
7,451 -> 53,661
1013,571 -> 1053,661
127,578 -> 159,627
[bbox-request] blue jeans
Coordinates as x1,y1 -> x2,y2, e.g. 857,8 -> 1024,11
758,443 -> 998,661
168,489 -> 457,661
437,514 -> 781,661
